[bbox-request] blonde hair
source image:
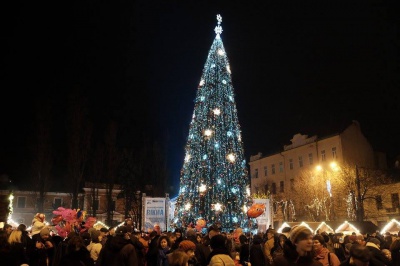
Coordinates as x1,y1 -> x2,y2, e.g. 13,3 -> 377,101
8,230 -> 22,245
168,250 -> 189,266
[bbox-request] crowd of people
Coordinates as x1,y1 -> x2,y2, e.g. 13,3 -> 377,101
1,219 -> 400,266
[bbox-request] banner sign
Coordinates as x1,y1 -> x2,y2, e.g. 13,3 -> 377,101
142,197 -> 166,232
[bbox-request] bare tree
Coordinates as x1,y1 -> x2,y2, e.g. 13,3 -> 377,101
103,121 -> 120,226
67,89 -> 92,209
335,164 -> 393,222
119,148 -> 144,228
31,100 -> 53,213
86,144 -> 105,217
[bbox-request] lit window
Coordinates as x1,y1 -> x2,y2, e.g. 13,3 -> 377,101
309,153 -> 313,165
279,162 -> 284,172
272,164 -> 276,174
289,159 -> 293,170
321,150 -> 326,161
299,156 -> 303,167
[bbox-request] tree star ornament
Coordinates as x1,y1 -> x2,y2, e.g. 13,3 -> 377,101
214,14 -> 223,36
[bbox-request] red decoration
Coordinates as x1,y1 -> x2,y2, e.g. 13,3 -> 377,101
246,204 -> 265,218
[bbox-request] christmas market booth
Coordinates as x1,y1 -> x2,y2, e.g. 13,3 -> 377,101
380,219 -> 400,235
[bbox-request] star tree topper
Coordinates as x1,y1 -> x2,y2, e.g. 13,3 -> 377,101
214,14 -> 223,36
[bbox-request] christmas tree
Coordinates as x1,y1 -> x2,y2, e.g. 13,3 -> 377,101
175,15 -> 250,230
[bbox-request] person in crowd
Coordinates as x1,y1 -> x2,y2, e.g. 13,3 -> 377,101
168,250 -> 189,266
97,225 -> 138,266
81,232 -> 92,247
389,238 -> 400,266
17,223 -> 33,262
157,235 -> 172,266
381,234 -> 393,250
129,228 -> 146,266
207,234 -> 235,266
250,234 -> 266,266
355,235 -> 366,247
238,235 -> 249,266
52,232 -> 77,266
381,249 -> 391,262
60,235 -> 94,266
271,233 -> 288,261
8,230 -> 30,265
321,233 -> 334,253
87,229 -> 102,263
0,230 -> 15,265
168,232 -> 177,251
31,213 -> 46,237
312,234 -> 340,266
340,244 -> 372,266
273,225 -> 322,266
196,233 -> 203,244
365,237 -> 391,266
195,226 -> 218,266
4,223 -> 13,237
147,230 -> 162,266
172,229 -> 184,250
99,227 -> 109,246
30,227 -> 55,266
264,229 -> 276,265
331,235 -> 346,262
179,240 -> 199,266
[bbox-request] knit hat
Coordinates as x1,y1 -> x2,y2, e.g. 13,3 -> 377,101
289,225 -> 312,244
179,240 -> 196,252
40,227 -> 50,237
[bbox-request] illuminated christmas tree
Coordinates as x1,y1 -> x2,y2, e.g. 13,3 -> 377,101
175,15 -> 250,230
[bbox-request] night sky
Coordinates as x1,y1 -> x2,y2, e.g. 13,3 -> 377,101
1,1 -> 398,196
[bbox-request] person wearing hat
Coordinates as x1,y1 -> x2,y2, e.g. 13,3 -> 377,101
87,229 -> 103,262
96,225 -> 138,266
178,240 -> 199,266
273,225 -> 322,266
30,227 -> 55,266
365,237 -> 391,266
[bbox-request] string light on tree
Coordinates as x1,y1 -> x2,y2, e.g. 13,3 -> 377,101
175,14 -> 249,230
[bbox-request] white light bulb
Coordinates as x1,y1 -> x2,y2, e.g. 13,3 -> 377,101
218,49 -> 224,55
213,108 -> 221,115
204,129 -> 213,137
227,153 -> 235,162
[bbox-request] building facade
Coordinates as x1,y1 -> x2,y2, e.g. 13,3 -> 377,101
0,182 -> 127,228
249,121 -> 389,222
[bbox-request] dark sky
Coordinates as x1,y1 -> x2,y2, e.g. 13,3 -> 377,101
1,1 -> 398,195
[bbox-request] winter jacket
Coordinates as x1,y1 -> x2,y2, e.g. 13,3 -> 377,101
59,247 -> 94,266
97,235 -> 138,266
365,242 -> 392,266
87,241 -> 102,262
264,237 -> 274,264
209,254 -> 235,266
